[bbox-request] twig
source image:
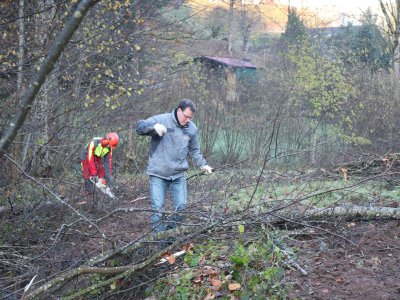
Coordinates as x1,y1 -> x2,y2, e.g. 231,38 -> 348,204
20,275 -> 37,300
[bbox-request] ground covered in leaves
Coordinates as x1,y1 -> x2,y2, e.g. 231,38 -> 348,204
286,220 -> 400,300
2,175 -> 400,299
141,220 -> 400,300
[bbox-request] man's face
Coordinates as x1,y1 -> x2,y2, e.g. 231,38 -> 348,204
177,107 -> 194,126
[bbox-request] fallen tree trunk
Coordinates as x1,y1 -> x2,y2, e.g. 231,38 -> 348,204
302,205 -> 400,219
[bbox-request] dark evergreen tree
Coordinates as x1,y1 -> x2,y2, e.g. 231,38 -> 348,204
353,10 -> 391,71
334,9 -> 391,72
279,6 -> 309,50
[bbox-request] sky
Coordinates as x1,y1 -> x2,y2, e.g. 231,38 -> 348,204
278,0 -> 381,26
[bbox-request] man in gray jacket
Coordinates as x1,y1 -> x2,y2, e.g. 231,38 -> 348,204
136,99 -> 213,232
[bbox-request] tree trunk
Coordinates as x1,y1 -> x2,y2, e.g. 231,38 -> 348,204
226,67 -> 237,102
17,0 -> 25,95
228,0 -> 234,57
14,0 -> 25,177
239,1 -> 251,58
395,0 -> 400,77
310,125 -> 317,164
300,205 -> 400,220
379,0 -> 400,78
29,0 -> 59,173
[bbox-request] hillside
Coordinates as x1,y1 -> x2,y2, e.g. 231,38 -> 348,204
158,0 -> 327,63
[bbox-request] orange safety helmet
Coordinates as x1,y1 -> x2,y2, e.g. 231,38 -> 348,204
101,132 -> 119,148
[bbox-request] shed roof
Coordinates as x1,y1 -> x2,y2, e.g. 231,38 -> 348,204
201,56 -> 257,69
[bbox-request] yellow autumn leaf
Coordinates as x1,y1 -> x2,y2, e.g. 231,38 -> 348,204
228,283 -> 241,291
370,257 -> 381,265
211,279 -> 222,288
181,243 -> 194,251
167,255 -> 175,264
204,293 -> 215,300
340,168 -> 348,180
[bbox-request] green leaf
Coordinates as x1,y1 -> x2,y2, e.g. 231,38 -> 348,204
37,138 -> 46,145
229,255 -> 249,266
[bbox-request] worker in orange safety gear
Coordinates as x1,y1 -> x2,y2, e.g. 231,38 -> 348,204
81,132 -> 119,194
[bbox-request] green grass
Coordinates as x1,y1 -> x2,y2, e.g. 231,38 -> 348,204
225,178 -> 400,211
200,119 -> 349,169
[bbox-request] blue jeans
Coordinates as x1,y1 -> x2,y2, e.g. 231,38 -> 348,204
150,175 -> 187,232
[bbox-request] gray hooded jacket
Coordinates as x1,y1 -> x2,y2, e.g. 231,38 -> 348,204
136,109 -> 207,180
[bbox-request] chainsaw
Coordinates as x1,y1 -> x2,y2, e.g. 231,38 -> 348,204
90,177 -> 115,199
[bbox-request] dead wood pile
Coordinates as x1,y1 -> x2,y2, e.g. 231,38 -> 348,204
335,153 -> 400,178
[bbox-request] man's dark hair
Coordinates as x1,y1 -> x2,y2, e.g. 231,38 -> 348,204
178,99 -> 196,113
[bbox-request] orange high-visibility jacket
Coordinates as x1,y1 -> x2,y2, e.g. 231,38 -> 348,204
81,138 -> 112,179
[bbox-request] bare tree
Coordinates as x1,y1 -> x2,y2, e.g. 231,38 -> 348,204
228,0 -> 235,56
17,0 -> 25,96
379,0 -> 400,77
0,0 -> 99,158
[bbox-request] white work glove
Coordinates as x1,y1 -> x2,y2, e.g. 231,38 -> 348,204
201,165 -> 213,174
96,178 -> 106,189
154,123 -> 167,137
96,181 -> 104,189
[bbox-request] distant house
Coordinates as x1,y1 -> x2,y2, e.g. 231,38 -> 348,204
308,25 -> 362,48
308,26 -> 352,38
194,56 -> 257,102
308,24 -> 390,70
